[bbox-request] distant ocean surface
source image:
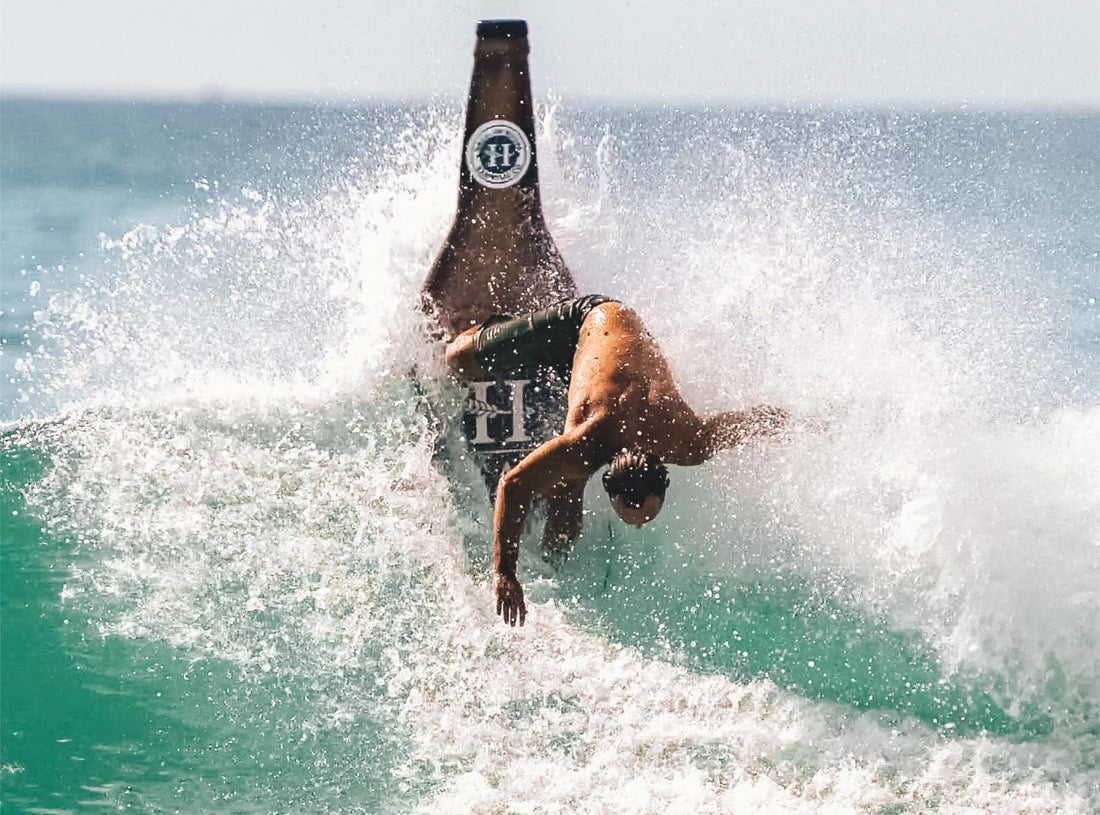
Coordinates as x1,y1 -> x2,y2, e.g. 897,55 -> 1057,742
1,98 -> 1097,814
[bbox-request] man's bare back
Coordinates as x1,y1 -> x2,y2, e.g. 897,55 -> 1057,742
567,303 -> 717,465
446,299 -> 786,626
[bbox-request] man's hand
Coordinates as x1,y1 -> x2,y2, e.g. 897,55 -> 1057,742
747,405 -> 789,436
541,534 -> 571,571
495,572 -> 527,627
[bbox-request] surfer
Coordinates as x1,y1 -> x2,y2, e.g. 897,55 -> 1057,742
445,295 -> 788,626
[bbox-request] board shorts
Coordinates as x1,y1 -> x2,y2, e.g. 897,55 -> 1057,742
472,294 -> 619,380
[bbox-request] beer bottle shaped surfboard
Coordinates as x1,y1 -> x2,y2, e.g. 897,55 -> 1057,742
424,19 -> 575,336
423,19 -> 576,492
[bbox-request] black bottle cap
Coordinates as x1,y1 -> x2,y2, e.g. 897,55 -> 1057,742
477,19 -> 528,39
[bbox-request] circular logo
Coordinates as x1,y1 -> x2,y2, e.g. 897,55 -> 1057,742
465,120 -> 531,189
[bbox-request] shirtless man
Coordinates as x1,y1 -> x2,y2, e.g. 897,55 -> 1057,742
445,295 -> 787,626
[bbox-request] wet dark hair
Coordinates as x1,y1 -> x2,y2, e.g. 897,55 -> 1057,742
602,449 -> 669,508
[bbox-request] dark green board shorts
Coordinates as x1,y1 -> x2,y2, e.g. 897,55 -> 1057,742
472,295 -> 618,380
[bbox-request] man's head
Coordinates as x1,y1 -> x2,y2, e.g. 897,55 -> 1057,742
602,448 -> 669,528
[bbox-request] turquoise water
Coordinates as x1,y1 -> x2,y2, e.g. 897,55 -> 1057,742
1,99 -> 1098,813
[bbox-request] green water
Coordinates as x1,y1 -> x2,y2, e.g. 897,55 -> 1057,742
507,507 -> 1039,739
1,444 -> 420,814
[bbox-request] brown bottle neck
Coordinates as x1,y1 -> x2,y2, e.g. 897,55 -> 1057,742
423,24 -> 576,337
457,35 -> 542,208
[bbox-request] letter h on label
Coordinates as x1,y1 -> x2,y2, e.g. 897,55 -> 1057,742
484,142 -> 514,169
468,380 -> 531,445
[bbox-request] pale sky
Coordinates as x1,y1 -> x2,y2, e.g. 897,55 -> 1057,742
1,0 -> 1097,108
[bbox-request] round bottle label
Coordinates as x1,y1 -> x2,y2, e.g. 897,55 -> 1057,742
465,120 -> 532,188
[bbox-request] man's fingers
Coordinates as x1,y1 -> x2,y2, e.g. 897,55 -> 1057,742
500,598 -> 525,626
494,576 -> 527,626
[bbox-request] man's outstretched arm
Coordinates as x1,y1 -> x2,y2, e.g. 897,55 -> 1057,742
675,405 -> 789,465
493,423 -> 597,626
